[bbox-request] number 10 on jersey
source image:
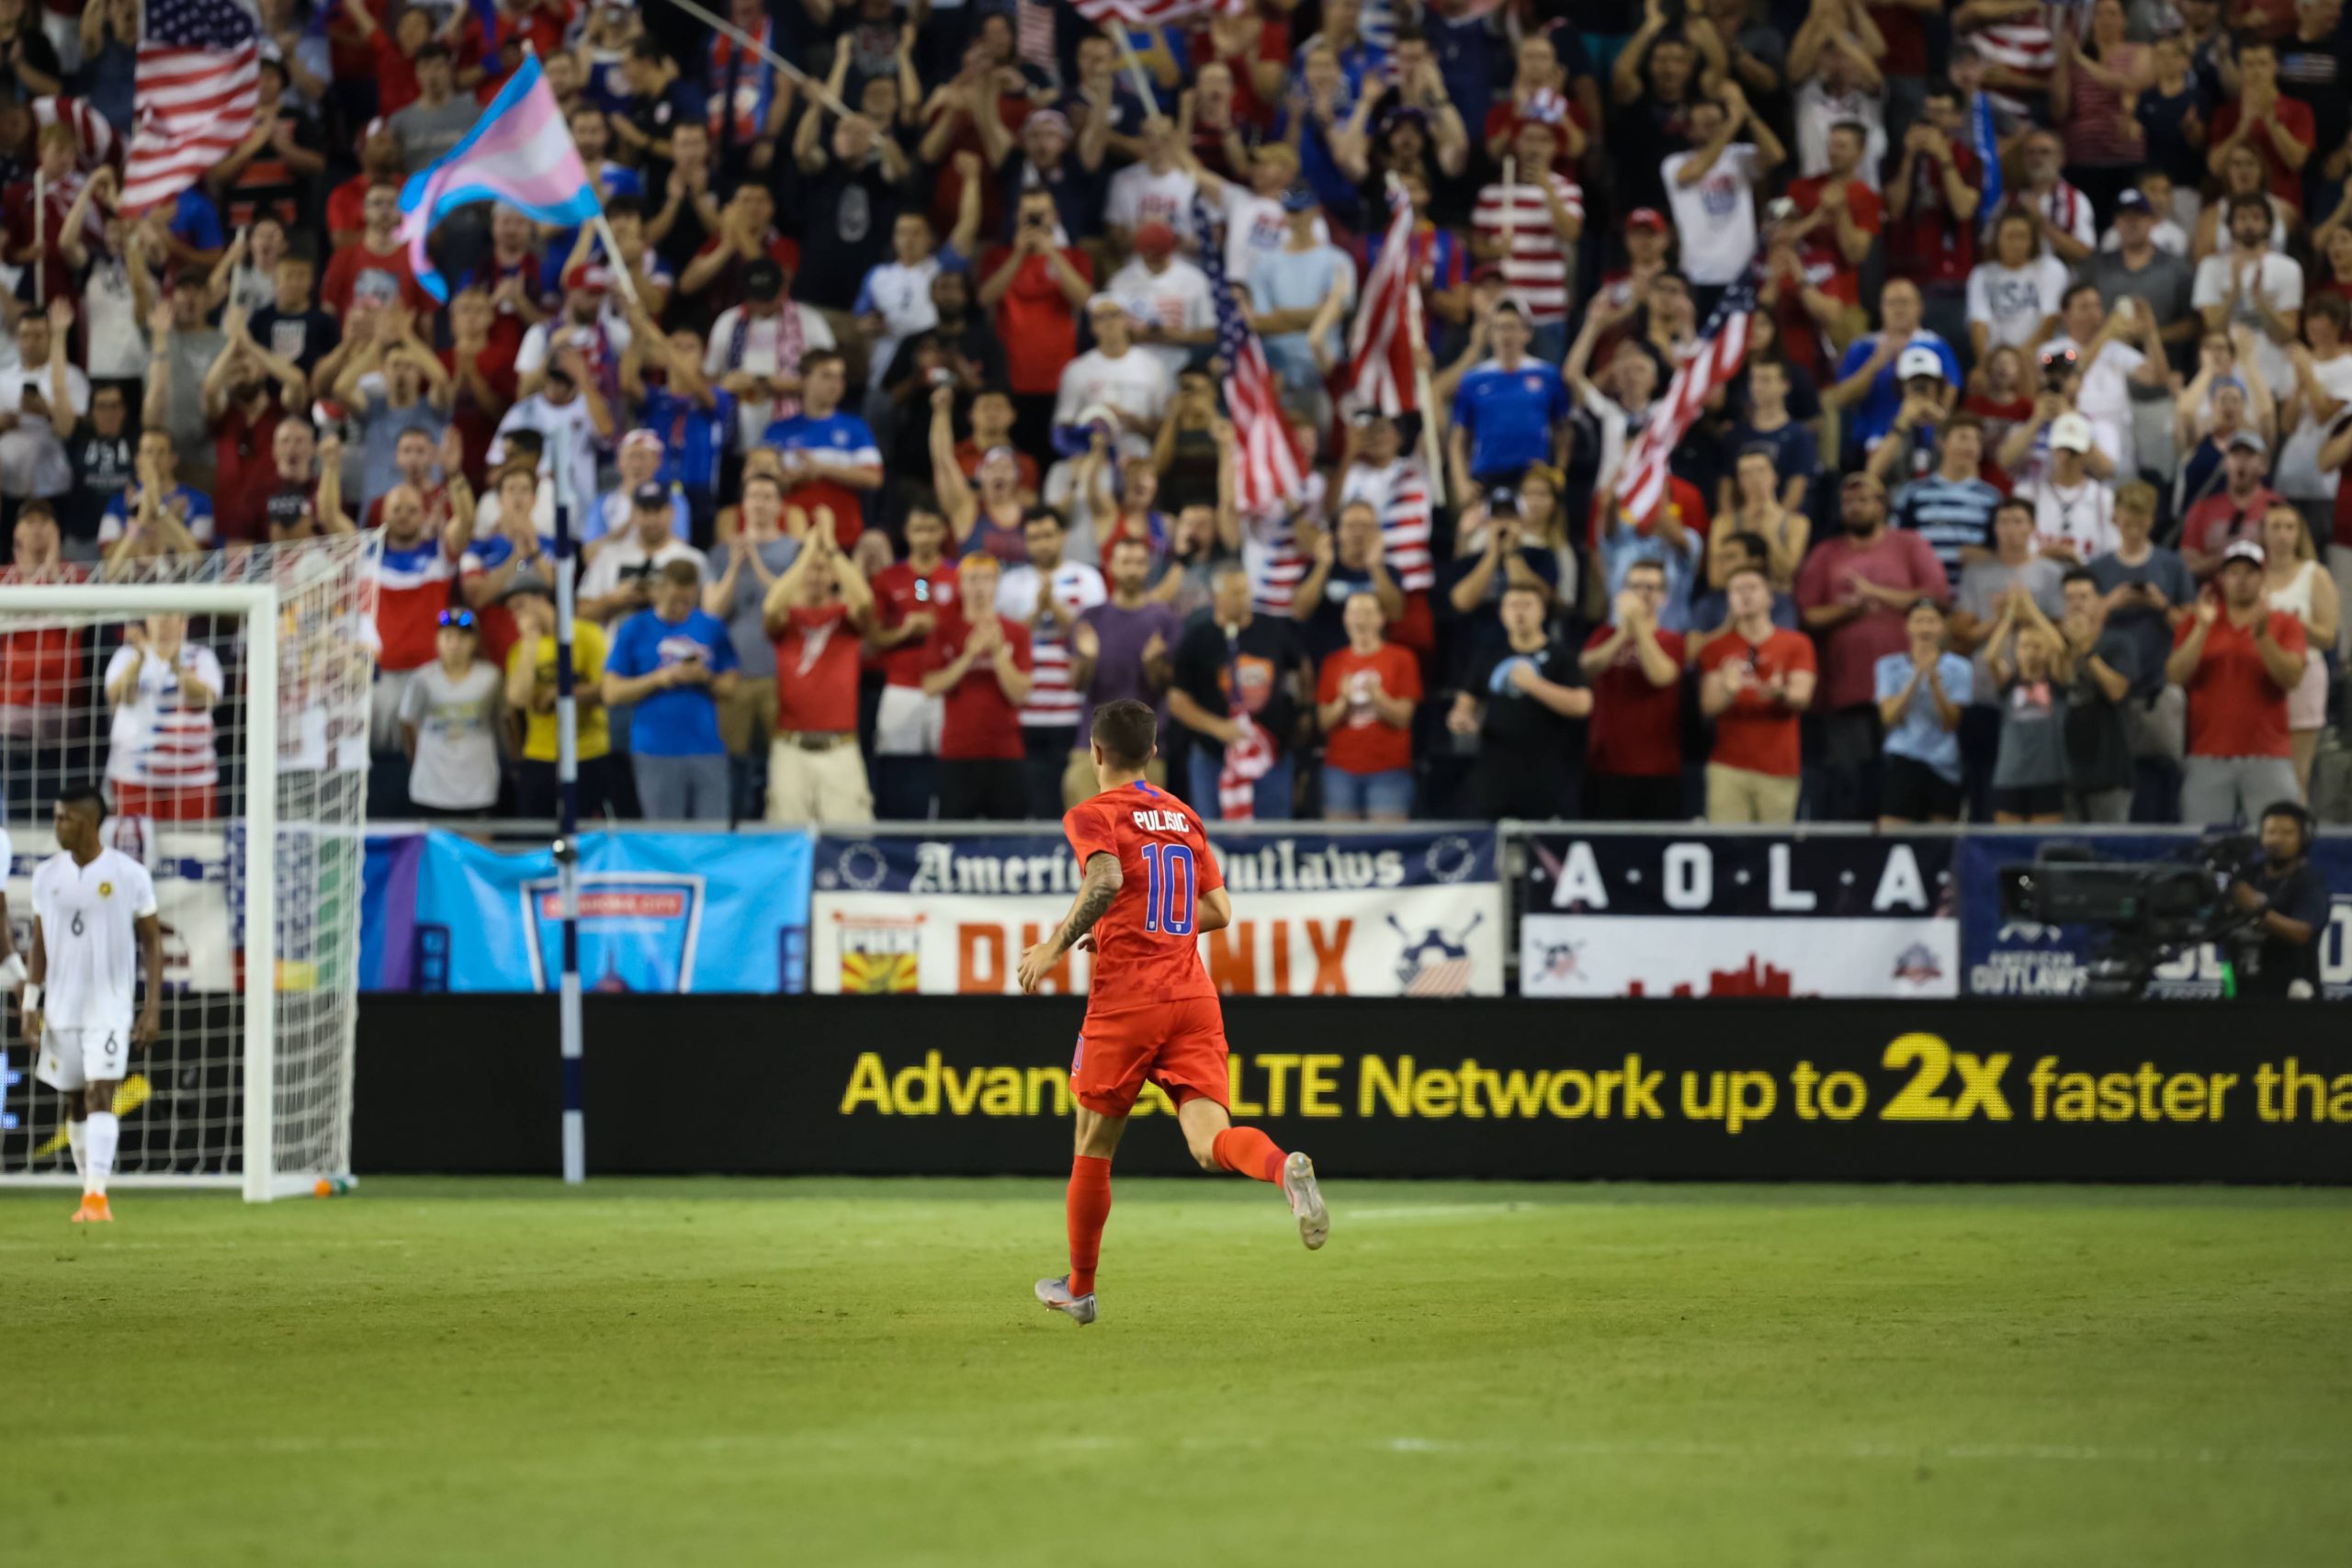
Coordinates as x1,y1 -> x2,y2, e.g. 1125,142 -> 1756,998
1139,843 -> 1196,936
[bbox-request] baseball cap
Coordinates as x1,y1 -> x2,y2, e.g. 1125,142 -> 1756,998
1132,220 -> 1178,258
1023,107 -> 1071,138
2116,189 -> 2155,216
1486,486 -> 1521,517
562,263 -> 614,296
2222,538 -> 2267,568
620,427 -> 664,454
2228,428 -> 2268,454
743,259 -> 784,300
631,479 -> 669,511
502,570 -> 554,604
1764,196 -> 1799,223
2050,412 -> 2094,452
1281,184 -> 1320,214
1896,345 -> 1947,382
1627,207 -> 1668,233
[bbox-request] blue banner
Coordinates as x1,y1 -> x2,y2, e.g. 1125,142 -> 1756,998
1958,833 -> 2352,999
382,829 -> 813,994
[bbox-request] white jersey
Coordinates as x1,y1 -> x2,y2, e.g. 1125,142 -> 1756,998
32,847 -> 156,1036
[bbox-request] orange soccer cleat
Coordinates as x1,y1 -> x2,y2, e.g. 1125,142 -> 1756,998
70,1194 -> 112,1224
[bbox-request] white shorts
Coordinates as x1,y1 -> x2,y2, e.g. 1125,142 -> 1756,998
33,1024 -> 130,1092
873,683 -> 944,756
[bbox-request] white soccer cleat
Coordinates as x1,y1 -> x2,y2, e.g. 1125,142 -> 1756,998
1035,1274 -> 1099,1325
1282,1152 -> 1329,1251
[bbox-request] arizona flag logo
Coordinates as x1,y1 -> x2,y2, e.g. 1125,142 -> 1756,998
837,913 -> 921,994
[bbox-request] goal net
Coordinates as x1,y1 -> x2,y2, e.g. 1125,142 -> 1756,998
0,533 -> 379,1200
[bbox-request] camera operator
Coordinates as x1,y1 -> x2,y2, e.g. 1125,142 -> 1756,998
2228,802 -> 2331,998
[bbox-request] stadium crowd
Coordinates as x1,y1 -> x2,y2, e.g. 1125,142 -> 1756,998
2,0 -> 2351,829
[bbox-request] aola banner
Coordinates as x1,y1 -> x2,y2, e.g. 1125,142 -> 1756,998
1519,831 -> 1959,998
808,829 -> 1502,998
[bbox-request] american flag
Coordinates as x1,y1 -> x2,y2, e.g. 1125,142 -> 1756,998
1345,180 -> 1419,419
1612,271 -> 1758,524
120,0 -> 261,215
1073,0 -> 1247,21
1195,196 -> 1306,519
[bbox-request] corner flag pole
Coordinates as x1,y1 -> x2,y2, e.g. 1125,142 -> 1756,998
551,416 -> 584,1185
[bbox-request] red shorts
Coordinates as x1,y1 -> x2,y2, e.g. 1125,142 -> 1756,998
111,782 -> 218,822
1069,996 -> 1230,1117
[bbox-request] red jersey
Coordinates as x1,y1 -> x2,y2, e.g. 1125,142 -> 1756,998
2176,609 -> 2303,759
979,244 -> 1092,395
1583,623 -> 1687,777
1317,643 -> 1420,774
0,563 -> 86,710
1699,629 -> 1816,777
1062,780 -> 1225,1010
925,615 -> 1032,759
868,558 -> 959,685
773,604 -> 862,733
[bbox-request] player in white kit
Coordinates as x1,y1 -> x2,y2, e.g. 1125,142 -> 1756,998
27,785 -> 161,1223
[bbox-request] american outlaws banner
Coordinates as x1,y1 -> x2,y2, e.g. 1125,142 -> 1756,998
809,829 -> 1501,998
1519,832 -> 1958,998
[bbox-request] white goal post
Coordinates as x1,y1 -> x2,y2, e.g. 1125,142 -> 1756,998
0,536 -> 378,1201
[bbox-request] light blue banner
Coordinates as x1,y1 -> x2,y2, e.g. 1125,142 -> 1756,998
395,829 -> 812,994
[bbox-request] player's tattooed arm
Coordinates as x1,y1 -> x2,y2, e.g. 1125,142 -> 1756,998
1017,852 -> 1122,994
1061,852 -> 1123,951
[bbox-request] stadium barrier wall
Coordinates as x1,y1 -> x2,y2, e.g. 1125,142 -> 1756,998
347,823 -> 2352,1000
352,997 -> 2352,1182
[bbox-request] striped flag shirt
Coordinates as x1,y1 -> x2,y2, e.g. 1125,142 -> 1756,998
120,0 -> 260,215
1197,195 -> 1306,520
997,562 -> 1106,731
1974,11 -> 2060,118
1338,459 -> 1437,592
103,641 -> 226,790
1346,181 -> 1423,419
1471,172 -> 1584,325
1613,273 -> 1758,525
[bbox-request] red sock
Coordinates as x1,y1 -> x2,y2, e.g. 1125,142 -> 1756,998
1211,1126 -> 1286,1185
1067,1156 -> 1113,1296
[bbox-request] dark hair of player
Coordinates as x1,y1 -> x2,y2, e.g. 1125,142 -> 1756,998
58,783 -> 107,820
1091,699 -> 1158,771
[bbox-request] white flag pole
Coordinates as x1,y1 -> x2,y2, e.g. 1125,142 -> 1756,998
1405,254 -> 1443,509
655,0 -> 858,118
1105,19 -> 1161,110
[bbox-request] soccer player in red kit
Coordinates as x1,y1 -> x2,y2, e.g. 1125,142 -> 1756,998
1016,698 -> 1329,1325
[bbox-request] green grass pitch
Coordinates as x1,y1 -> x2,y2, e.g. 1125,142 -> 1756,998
7,1177 -> 2349,1566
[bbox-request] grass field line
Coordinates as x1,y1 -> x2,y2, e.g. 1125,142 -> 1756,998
45,1428 -> 2348,1470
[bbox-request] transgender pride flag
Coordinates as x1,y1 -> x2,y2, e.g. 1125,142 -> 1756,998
398,53 -> 601,301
